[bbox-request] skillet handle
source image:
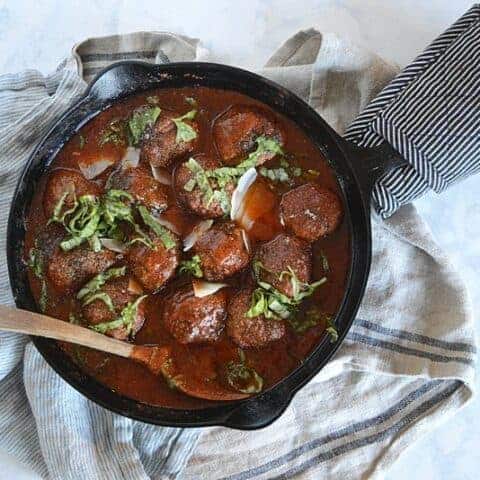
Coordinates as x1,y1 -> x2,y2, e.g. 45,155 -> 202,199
86,61 -> 159,102
222,388 -> 293,430
339,138 -> 408,197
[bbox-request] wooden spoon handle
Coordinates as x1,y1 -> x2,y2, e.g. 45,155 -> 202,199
0,305 -> 134,358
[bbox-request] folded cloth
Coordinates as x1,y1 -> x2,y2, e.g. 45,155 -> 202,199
0,10 -> 476,480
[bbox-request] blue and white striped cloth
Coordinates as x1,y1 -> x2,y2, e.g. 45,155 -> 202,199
0,7 -> 477,480
345,4 -> 480,218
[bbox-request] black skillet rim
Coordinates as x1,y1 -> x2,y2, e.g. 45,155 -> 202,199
7,61 -> 371,429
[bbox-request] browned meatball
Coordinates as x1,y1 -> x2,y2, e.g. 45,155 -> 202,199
47,245 -> 117,294
141,111 -> 198,168
82,276 -> 145,340
174,155 -> 234,218
108,166 -> 169,213
227,288 -> 286,348
255,233 -> 311,298
192,222 -> 250,281
43,168 -> 101,218
213,105 -> 284,165
127,236 -> 180,292
163,286 -> 227,344
280,183 -> 343,241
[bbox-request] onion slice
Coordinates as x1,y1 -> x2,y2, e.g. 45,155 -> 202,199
151,165 -> 171,185
241,229 -> 251,253
100,238 -> 127,253
121,147 -> 140,169
230,167 -> 257,221
183,219 -> 214,252
192,280 -> 228,298
79,157 -> 115,180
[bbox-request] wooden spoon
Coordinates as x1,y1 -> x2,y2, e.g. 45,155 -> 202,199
0,305 -> 248,401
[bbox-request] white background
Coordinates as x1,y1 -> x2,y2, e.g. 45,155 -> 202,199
0,0 -> 479,478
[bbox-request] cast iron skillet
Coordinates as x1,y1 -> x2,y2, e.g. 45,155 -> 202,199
7,61 -> 406,430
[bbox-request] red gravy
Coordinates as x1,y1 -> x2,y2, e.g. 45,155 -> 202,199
24,87 -> 350,409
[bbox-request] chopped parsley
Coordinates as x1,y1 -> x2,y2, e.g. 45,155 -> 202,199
79,134 -> 86,149
172,109 -> 197,143
179,255 -> 203,278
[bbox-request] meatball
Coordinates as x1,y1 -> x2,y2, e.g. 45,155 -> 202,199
141,111 -> 198,168
255,233 -> 311,298
163,286 -> 227,344
82,276 -> 145,340
108,166 -> 169,213
280,183 -> 343,241
192,222 -> 250,281
43,168 -> 100,218
213,105 -> 284,165
227,288 -> 286,348
47,245 -> 117,294
127,236 -> 180,292
174,155 -> 234,218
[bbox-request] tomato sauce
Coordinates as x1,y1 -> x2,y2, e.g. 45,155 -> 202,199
24,87 -> 350,409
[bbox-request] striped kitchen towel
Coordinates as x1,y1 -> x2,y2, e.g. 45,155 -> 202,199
345,4 -> 480,218
0,6 -> 477,480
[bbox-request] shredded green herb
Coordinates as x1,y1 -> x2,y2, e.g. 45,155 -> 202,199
99,118 -> 127,146
225,350 -> 263,394
77,267 -> 126,299
49,188 -> 157,252
288,306 -> 330,334
179,255 -> 203,278
90,295 -> 147,337
185,96 -> 197,107
137,206 -> 176,250
127,106 -> 161,146
246,262 -> 326,320
82,292 -> 115,312
27,247 -> 43,278
325,316 -> 338,343
79,134 -> 86,149
172,109 -> 197,143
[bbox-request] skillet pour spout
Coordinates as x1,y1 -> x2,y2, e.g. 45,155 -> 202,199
7,61 -> 403,429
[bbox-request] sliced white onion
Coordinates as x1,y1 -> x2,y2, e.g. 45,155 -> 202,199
79,157 -> 115,179
100,238 -> 127,253
230,167 -> 257,221
151,165 -> 171,185
279,213 -> 285,227
192,280 -> 228,298
241,229 -> 251,253
128,277 -> 144,295
121,147 -> 140,169
183,219 -> 214,252
153,214 -> 181,235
